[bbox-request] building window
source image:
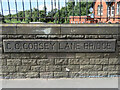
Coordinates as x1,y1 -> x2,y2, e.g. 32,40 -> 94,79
117,2 -> 120,15
97,5 -> 103,15
111,5 -> 115,16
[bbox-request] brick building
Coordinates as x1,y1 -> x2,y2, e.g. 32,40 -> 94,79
69,0 -> 120,23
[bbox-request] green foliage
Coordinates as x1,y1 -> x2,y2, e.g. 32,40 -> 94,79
3,1 -> 92,24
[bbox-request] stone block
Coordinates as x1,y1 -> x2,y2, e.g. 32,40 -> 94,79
36,35 -> 48,38
2,66 -> 16,73
16,73 -> 26,78
76,53 -> 86,58
26,72 -> 39,78
62,65 -> 80,72
61,26 -> 118,35
55,58 -> 68,65
30,53 -> 47,59
68,59 -> 80,65
103,53 -> 118,58
0,59 -> 7,65
37,59 -> 54,65
103,65 -> 116,71
11,53 -> 30,59
1,54 -> 11,59
108,71 -> 119,76
54,72 -> 68,78
109,58 -> 120,64
46,65 -> 62,72
16,26 -> 60,35
7,59 -> 21,66
22,59 -> 37,65
98,71 -> 108,77
31,66 -> 46,72
86,53 -> 104,58
90,58 -> 109,64
80,65 -> 102,71
47,53 -> 75,58
2,25 -> 17,35
16,66 -> 31,73
40,72 -> 54,78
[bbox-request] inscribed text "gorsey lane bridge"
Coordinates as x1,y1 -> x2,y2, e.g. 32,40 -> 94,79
3,39 -> 116,53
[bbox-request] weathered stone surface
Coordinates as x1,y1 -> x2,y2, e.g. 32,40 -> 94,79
16,66 -> 31,73
7,59 -> 21,66
36,35 -> 48,38
47,53 -> 75,58
108,71 -> 119,75
1,24 -> 119,79
69,59 -> 80,65
30,53 -> 47,59
54,72 -> 68,78
46,65 -> 62,72
22,59 -> 37,65
37,59 -> 54,65
11,53 -> 30,59
55,58 -> 68,65
2,66 -> 16,73
2,26 -> 17,35
90,58 -> 109,64
0,59 -> 7,65
16,27 -> 60,34
40,72 -> 54,78
1,54 -> 11,59
86,53 -> 104,58
61,26 -> 118,35
80,65 -> 102,71
62,65 -> 80,72
103,53 -> 118,58
69,58 -> 90,65
76,53 -> 86,58
31,66 -> 45,72
109,58 -> 120,64
98,71 -> 108,76
3,39 -> 116,52
26,72 -> 39,78
103,65 -> 116,71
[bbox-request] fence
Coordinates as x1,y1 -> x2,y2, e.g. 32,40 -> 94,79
0,0 -> 120,24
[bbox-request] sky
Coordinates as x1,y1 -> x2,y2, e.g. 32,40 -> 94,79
0,0 -> 68,15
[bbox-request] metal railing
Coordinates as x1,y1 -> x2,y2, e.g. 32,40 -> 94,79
0,0 -> 120,24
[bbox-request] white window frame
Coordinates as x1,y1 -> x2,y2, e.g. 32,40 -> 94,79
97,5 -> 103,16
117,2 -> 120,15
111,5 -> 115,16
107,6 -> 110,16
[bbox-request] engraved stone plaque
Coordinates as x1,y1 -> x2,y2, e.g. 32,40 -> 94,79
3,39 -> 116,52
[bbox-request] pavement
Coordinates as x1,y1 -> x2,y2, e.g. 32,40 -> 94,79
0,77 -> 119,88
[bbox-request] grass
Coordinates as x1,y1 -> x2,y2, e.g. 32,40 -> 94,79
4,19 -> 27,23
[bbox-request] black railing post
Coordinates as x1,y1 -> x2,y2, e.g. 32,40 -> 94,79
72,0 -> 75,22
54,0 -> 57,23
44,0 -> 46,22
15,0 -> 18,21
51,0 -> 53,20
0,0 -> 4,22
65,0 -> 67,23
100,0 -> 102,22
113,1 -> 115,21
7,0 -> 11,21
79,0 -> 81,22
58,0 -> 60,24
37,0 -> 39,21
22,0 -> 25,21
29,0 -> 32,22
86,0 -> 88,21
